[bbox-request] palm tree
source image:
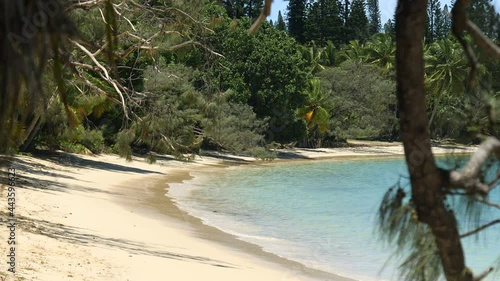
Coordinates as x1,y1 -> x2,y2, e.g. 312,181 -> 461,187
300,42 -> 326,74
320,41 -> 336,67
337,40 -> 367,64
424,37 -> 470,129
364,33 -> 396,76
297,78 -> 332,147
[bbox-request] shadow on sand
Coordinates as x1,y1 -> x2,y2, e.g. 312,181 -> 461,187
0,151 -> 163,194
0,151 -> 239,269
10,213 -> 236,269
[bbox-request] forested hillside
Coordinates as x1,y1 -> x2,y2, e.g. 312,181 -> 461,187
1,0 -> 500,159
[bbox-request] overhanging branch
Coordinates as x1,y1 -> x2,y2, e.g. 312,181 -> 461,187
474,267 -> 494,281
477,199 -> 500,210
71,40 -> 129,119
249,0 -> 273,34
460,219 -> 500,238
162,40 -> 224,58
449,137 -> 500,195
466,20 -> 500,59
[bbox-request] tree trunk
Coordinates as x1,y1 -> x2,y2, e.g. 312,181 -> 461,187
20,91 -> 58,151
395,1 -> 472,281
20,113 -> 43,152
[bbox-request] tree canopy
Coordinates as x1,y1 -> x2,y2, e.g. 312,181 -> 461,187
1,0 -> 500,157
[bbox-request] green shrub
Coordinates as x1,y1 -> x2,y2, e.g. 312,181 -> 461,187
319,62 -> 398,140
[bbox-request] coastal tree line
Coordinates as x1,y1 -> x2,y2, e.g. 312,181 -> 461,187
2,0 -> 500,158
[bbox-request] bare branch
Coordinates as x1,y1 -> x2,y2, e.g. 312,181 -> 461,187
70,0 -> 105,9
113,5 -> 137,31
124,30 -> 164,42
477,199 -> 500,210
165,7 -> 214,33
163,40 -> 224,58
71,61 -> 99,71
460,219 -> 500,238
249,0 -> 273,34
474,267 -> 494,281
72,40 -> 111,79
488,170 -> 500,187
120,44 -> 157,60
92,41 -> 109,57
70,63 -> 128,108
118,31 -> 169,59
449,137 -> 500,195
98,8 -> 108,25
71,40 -> 129,119
466,20 -> 500,59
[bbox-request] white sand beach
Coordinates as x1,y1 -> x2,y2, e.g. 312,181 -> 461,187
0,142 -> 475,281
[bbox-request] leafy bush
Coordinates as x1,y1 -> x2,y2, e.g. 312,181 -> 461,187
33,83 -> 108,154
202,97 -> 268,154
319,62 -> 398,139
114,63 -> 271,160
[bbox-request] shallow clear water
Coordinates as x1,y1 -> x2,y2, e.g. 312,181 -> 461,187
169,157 -> 500,281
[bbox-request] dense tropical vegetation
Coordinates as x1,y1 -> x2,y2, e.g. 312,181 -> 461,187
0,0 -> 500,160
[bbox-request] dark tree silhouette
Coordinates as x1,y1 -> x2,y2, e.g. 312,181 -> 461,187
286,0 -> 307,43
276,10 -> 286,31
367,0 -> 381,35
377,0 -> 500,280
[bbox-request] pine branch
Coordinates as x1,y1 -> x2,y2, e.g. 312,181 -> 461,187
460,219 -> 500,238
447,190 -> 500,209
476,199 -> 500,210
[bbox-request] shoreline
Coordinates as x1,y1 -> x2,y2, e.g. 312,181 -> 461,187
0,142 -> 475,280
140,142 -> 477,281
163,164 -> 373,281
139,166 -> 353,281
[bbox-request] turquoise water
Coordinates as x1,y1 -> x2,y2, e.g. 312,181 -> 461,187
169,157 -> 500,281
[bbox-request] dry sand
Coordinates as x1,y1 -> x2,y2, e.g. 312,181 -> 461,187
0,142 -> 475,281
